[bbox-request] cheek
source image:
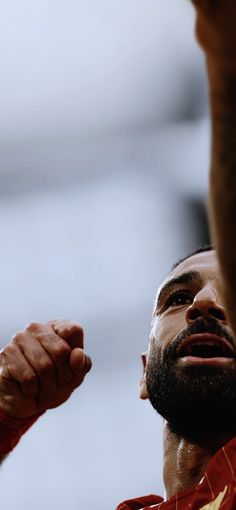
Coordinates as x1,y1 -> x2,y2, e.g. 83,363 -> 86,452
152,313 -> 186,350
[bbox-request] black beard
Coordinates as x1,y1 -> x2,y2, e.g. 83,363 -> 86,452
146,318 -> 236,443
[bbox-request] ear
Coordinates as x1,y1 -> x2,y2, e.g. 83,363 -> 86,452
139,352 -> 149,400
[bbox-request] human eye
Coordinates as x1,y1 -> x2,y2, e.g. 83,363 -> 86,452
165,290 -> 193,309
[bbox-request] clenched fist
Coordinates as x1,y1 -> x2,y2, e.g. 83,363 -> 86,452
191,0 -> 236,64
0,320 -> 92,418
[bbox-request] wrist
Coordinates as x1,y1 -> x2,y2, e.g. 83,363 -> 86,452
0,408 -> 43,455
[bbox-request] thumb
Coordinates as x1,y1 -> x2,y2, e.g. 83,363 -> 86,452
69,348 -> 92,377
49,320 -> 84,349
68,349 -> 92,390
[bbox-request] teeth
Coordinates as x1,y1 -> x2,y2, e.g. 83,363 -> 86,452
186,341 -> 221,352
183,341 -> 231,358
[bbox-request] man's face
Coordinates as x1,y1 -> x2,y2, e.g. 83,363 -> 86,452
146,250 -> 236,442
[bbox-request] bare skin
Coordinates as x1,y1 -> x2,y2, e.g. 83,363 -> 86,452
160,255 -> 233,498
0,319 -> 92,463
162,423 -> 220,498
141,250 -> 235,498
158,0 -> 236,498
1,0 -> 236,502
192,0 -> 236,334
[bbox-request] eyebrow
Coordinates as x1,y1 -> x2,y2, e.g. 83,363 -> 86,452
155,270 -> 201,313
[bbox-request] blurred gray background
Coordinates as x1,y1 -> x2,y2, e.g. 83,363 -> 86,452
0,1 -> 210,509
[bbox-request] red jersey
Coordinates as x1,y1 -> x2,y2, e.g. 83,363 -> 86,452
117,437 -> 236,510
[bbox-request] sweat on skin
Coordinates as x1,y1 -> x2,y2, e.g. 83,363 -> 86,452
140,250 -> 236,499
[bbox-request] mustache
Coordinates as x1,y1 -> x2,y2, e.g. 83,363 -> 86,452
165,318 -> 235,360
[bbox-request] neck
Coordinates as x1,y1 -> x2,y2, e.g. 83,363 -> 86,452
163,422 -> 230,499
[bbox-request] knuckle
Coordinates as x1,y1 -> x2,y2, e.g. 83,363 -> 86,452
22,370 -> 37,385
53,320 -> 84,334
0,345 -> 19,374
70,323 -> 84,334
1,344 -> 15,357
10,331 -> 25,346
47,319 -> 61,326
25,322 -> 43,333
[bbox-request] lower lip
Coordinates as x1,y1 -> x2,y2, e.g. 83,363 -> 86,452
180,356 -> 235,366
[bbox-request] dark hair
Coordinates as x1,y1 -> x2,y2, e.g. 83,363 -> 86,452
171,244 -> 215,272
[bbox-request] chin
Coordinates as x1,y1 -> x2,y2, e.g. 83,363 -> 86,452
147,361 -> 236,443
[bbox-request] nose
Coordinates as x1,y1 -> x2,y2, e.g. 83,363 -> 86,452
185,285 -> 227,324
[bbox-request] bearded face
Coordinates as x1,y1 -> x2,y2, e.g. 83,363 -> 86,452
145,251 -> 236,443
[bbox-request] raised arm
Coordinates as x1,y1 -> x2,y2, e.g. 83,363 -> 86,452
0,320 -> 92,464
192,0 -> 236,334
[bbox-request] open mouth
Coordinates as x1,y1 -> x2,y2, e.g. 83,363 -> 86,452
179,333 -> 235,363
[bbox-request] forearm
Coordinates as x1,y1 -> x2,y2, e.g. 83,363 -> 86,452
0,409 -> 42,467
208,58 -> 236,332
193,0 -> 236,332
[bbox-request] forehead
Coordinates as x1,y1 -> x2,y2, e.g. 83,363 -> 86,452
171,250 -> 218,281
158,250 -> 219,296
